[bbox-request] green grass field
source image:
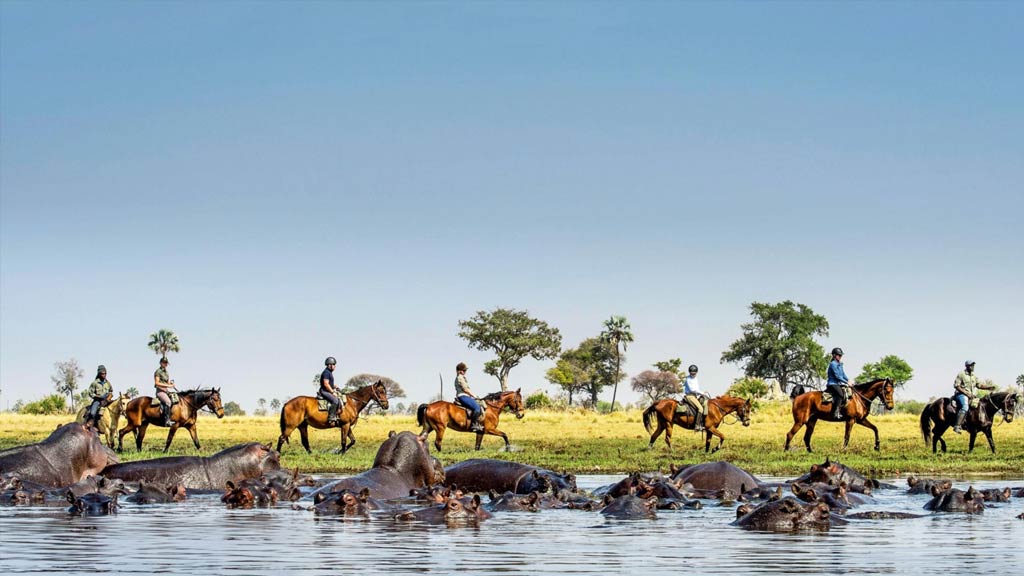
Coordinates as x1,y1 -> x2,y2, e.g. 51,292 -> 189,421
2,402 -> 1021,478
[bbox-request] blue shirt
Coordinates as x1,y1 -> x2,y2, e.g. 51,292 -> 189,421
320,368 -> 335,390
827,359 -> 848,385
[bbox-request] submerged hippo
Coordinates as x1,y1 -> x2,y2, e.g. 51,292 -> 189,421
977,488 -> 1011,503
395,494 -> 492,524
0,423 -> 119,488
733,496 -> 843,531
906,476 -> 953,495
124,481 -> 188,504
313,488 -> 391,516
67,491 -> 118,515
66,476 -> 129,498
443,459 -> 577,495
790,458 -> 883,494
101,443 -> 280,490
924,487 -> 985,513
600,494 -> 658,520
846,511 -> 924,520
670,461 -> 760,496
322,432 -> 443,500
791,482 -> 871,510
222,479 -> 277,508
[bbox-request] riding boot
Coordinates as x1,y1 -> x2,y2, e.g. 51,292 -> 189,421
471,411 -> 484,433
327,405 -> 339,425
953,412 -> 966,434
162,403 -> 173,426
694,414 -> 704,432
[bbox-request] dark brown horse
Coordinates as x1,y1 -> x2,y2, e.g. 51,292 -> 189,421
417,389 -> 525,452
920,391 -> 1019,454
642,395 -> 752,452
117,388 -> 225,453
784,378 -> 894,452
277,381 -> 389,454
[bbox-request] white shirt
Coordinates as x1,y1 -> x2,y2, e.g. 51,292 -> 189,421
684,376 -> 703,395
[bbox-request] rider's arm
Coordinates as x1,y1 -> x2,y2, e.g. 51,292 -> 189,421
977,381 -> 996,391
953,373 -> 969,396
321,377 -> 333,393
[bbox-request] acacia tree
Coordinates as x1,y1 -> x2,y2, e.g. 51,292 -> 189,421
147,329 -> 181,361
856,355 -> 914,388
51,358 -> 84,411
720,301 -> 829,393
545,359 -> 589,406
458,308 -> 562,392
631,370 -> 681,404
547,337 -> 619,408
601,316 -> 634,412
343,373 -> 405,415
653,358 -> 686,381
270,398 -> 281,412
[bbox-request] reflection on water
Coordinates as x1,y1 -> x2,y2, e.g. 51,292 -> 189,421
1,476 -> 1022,575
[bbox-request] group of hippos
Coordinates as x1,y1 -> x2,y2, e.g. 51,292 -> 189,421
1,421 -> 1022,528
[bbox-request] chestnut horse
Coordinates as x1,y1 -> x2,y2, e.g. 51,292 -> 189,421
75,392 -> 130,449
277,381 -> 389,454
417,389 -> 525,452
642,395 -> 752,452
117,388 -> 225,453
784,378 -> 894,452
920,391 -> 1019,454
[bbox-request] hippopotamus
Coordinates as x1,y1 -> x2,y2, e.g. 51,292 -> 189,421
67,491 -> 118,515
740,485 -> 784,503
124,481 -> 188,504
600,494 -> 658,519
670,461 -> 761,496
312,488 -> 391,516
790,458 -> 886,494
977,488 -> 1011,502
791,482 -> 871,510
443,459 -> 577,495
733,496 -> 844,531
924,487 -> 985,513
222,479 -> 277,508
317,432 -> 443,500
487,490 -> 543,512
101,443 -> 280,490
906,476 -> 953,495
2,488 -> 48,505
846,511 -> 924,520
66,476 -> 129,498
395,495 -> 492,524
0,423 -> 119,488
1014,487 -> 1024,498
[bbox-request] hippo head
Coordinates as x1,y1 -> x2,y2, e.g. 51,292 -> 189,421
221,481 -> 255,508
791,483 -> 818,503
169,483 -> 188,501
67,491 -> 118,515
375,432 -> 437,488
443,495 -> 489,521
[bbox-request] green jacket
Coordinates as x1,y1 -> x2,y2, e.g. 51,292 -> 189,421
954,370 -> 993,397
155,368 -> 171,388
88,378 -> 113,401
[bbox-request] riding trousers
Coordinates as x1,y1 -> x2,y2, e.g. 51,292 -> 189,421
86,399 -> 103,420
826,384 -> 846,406
456,394 -> 482,421
320,389 -> 341,410
954,393 -> 970,416
155,390 -> 172,407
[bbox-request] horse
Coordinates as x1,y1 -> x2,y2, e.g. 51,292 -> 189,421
117,388 -> 225,453
417,389 -> 525,452
919,390 -> 1019,454
784,378 -> 894,452
642,395 -> 752,452
75,393 -> 130,449
277,380 -> 389,454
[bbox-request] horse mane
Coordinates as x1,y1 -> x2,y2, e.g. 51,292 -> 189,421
481,392 -> 505,402
853,378 -> 890,390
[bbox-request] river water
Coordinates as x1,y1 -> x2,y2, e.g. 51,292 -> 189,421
1,475 -> 1021,575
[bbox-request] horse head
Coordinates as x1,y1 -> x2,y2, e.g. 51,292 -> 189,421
370,380 -> 390,411
880,379 -> 895,410
510,389 -> 525,419
1000,392 -> 1018,423
738,398 -> 752,427
206,388 -> 225,418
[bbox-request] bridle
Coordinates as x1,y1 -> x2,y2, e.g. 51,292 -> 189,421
709,397 -> 750,426
368,383 -> 387,409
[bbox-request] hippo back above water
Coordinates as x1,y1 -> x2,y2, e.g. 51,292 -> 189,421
101,443 -> 280,490
671,461 -> 760,495
0,423 -> 119,488
443,459 -> 577,494
324,432 -> 443,500
791,458 -> 888,494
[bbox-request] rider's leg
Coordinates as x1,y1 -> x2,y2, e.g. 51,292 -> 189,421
85,399 -> 101,426
953,393 -> 969,433
826,385 -> 843,419
321,389 -> 340,423
156,390 -> 173,425
685,396 -> 703,431
460,396 -> 484,432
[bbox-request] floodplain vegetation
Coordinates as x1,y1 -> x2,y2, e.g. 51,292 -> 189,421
1,401 -> 1021,478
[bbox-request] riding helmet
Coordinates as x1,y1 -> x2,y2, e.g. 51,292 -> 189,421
831,347 -> 844,357
965,360 -> 975,367
325,356 -> 337,366
456,362 -> 468,372
688,365 -> 698,374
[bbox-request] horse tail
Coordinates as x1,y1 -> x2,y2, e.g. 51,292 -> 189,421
920,405 -> 931,446
642,404 -> 658,435
417,404 -> 428,428
279,402 -> 288,440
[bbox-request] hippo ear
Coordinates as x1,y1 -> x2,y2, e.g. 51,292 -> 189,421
931,485 -> 942,497
781,499 -> 799,513
388,430 -> 396,438
907,476 -> 918,488
1003,488 -> 1011,498
528,492 -> 540,504
488,489 -> 498,502
791,483 -> 801,495
359,488 -> 370,502
472,494 -> 482,509
736,504 -> 752,518
313,493 -> 326,505
810,464 -> 819,473
603,494 -> 613,505
66,490 -> 76,504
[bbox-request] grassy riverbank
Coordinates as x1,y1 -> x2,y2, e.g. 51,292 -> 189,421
2,403 -> 1021,478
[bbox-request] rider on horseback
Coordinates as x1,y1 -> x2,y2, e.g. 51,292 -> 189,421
953,360 -> 994,434
154,357 -> 177,426
84,365 -> 113,429
678,365 -> 708,432
320,357 -> 342,425
826,347 -> 848,420
454,362 -> 485,433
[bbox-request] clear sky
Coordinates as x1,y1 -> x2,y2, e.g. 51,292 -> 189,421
2,1 -> 1021,412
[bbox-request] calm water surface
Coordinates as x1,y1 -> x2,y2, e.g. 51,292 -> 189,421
1,475 -> 1022,575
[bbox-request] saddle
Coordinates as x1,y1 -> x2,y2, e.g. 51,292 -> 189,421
945,395 -> 980,415
822,386 -> 850,408
674,399 -> 698,418
453,396 -> 474,418
316,392 -> 346,412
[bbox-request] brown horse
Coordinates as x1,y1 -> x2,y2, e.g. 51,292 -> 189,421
75,392 -> 130,449
642,395 -> 752,452
920,391 -> 1019,454
784,378 -> 894,452
417,389 -> 525,452
277,381 -> 389,454
117,388 -> 225,453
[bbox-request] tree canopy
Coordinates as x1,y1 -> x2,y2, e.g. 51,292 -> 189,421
343,373 -> 405,415
147,329 -> 181,360
458,308 -> 562,392
720,300 -> 829,393
856,355 -> 914,388
653,358 -> 686,380
547,337 -> 621,408
51,358 -> 84,410
631,370 -> 681,404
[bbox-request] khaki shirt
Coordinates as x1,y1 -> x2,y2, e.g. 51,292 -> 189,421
954,370 -> 987,396
155,368 -> 171,388
455,373 -> 471,397
88,378 -> 113,400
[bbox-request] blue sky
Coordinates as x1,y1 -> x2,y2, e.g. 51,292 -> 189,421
2,1 -> 1021,412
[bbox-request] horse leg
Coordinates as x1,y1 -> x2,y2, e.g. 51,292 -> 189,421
117,423 -> 132,453
857,418 -> 881,451
968,431 -> 977,453
648,418 -> 665,449
277,421 -> 296,452
707,427 -> 725,453
346,428 -> 356,452
785,420 -> 805,451
984,428 -> 995,453
186,424 -> 200,450
843,419 -> 855,450
163,423 -> 181,453
802,419 -> 817,453
663,422 -> 673,450
433,425 -> 446,452
136,423 -> 149,452
298,423 -> 312,454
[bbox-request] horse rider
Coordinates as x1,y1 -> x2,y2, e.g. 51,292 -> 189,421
953,360 -> 994,434
678,364 -> 708,431
320,357 -> 342,425
154,357 -> 177,426
826,347 -> 849,419
454,362 -> 485,433
84,365 -> 113,429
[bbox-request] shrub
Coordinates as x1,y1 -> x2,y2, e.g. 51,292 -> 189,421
525,391 -> 553,409
19,394 -> 68,415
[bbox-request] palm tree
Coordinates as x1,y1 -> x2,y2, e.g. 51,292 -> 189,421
601,315 -> 634,412
147,329 -> 181,362
125,387 -> 140,398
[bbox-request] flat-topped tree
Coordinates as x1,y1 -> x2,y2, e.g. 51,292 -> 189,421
458,308 -> 562,392
147,329 -> 180,362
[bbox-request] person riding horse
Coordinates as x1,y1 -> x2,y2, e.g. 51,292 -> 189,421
154,357 -> 177,426
84,365 -> 113,430
826,347 -> 849,419
676,364 -> 708,431
319,356 -> 342,425
454,362 -> 484,433
953,360 -> 994,434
